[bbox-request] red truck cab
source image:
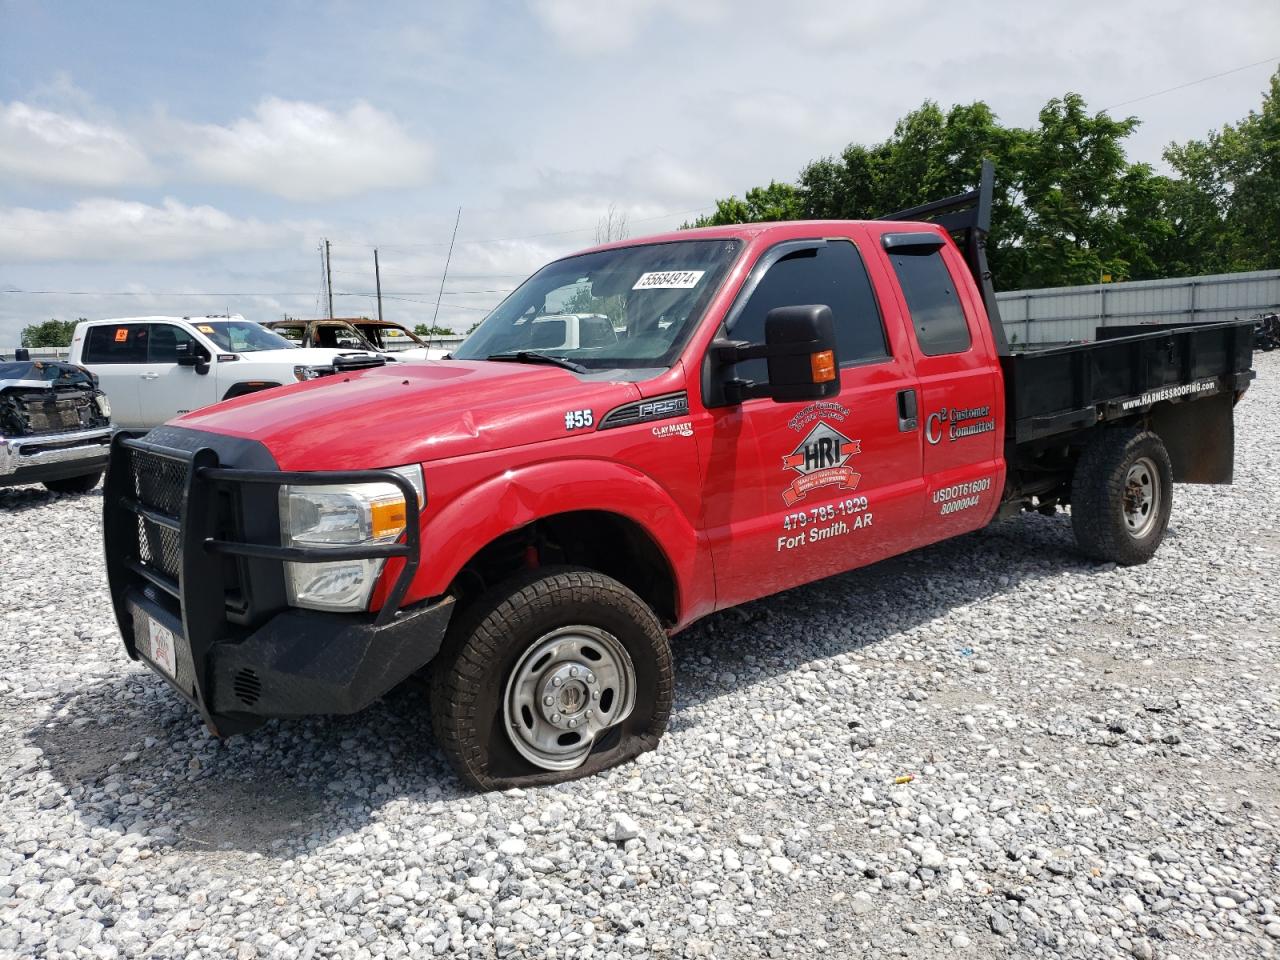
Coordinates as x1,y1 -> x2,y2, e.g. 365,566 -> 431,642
104,169 -> 1253,789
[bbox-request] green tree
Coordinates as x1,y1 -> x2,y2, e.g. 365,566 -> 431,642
1009,94 -> 1144,287
414,323 -> 455,337
688,181 -> 803,227
685,74 -> 1280,290
20,318 -> 79,348
1163,68 -> 1280,274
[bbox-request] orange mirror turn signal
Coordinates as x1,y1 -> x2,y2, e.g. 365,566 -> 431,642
810,350 -> 836,383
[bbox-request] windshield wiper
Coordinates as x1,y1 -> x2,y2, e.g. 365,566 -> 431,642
485,352 -> 588,374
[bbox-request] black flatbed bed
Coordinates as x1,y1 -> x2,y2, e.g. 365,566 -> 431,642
1001,319 -> 1255,444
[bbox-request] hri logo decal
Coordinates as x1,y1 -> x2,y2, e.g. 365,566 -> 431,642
781,421 -> 861,505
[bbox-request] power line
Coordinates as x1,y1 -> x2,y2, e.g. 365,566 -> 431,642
0,287 -> 509,298
369,205 -> 714,250
433,207 -> 462,326
339,292 -> 492,311
1,288 -> 317,296
1101,54 -> 1279,112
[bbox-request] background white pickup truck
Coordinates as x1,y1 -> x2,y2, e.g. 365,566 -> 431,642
69,316 -> 384,429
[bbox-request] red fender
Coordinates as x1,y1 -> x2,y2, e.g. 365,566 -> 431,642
374,459 -> 714,631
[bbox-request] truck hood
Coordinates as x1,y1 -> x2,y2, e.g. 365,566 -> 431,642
174,360 -> 643,469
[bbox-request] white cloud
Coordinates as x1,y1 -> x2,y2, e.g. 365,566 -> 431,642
0,198 -> 299,262
529,0 -> 727,53
0,101 -> 153,187
177,98 -> 433,201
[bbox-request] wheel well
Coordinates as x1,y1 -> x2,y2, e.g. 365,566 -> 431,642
221,381 -> 282,401
448,511 -> 678,626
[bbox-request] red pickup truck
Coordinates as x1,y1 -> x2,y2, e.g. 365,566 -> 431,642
104,165 -> 1254,789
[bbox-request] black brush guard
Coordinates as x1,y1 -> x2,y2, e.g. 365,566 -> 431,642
103,429 -> 452,736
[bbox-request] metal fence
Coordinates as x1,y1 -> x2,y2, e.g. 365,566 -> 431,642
998,269 -> 1280,345
0,345 -> 69,360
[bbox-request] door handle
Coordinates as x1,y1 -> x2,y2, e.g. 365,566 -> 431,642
897,389 -> 918,432
141,372 -> 159,380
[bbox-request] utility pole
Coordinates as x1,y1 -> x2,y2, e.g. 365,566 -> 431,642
374,248 -> 383,322
324,238 -> 334,320
432,207 -> 462,328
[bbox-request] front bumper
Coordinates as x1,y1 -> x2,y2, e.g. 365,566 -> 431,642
104,427 -> 446,736
0,426 -> 111,484
124,585 -> 453,730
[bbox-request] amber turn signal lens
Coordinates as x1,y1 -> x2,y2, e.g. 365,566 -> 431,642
810,350 -> 836,383
370,498 -> 408,540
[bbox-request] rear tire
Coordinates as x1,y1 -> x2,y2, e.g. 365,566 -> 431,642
43,470 -> 103,494
1070,428 -> 1172,565
430,566 -> 673,790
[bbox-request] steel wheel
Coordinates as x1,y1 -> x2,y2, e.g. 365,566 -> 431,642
1122,456 -> 1161,539
503,625 -> 637,772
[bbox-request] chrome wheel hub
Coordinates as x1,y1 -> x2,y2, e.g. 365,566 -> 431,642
1122,456 -> 1160,539
504,625 -> 636,771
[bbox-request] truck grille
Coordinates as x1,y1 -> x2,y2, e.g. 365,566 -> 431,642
122,446 -> 187,584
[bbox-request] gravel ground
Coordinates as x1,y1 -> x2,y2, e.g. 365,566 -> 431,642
2,353 -> 1278,960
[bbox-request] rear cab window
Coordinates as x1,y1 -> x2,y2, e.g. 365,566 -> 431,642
886,242 -> 972,356
83,324 -> 149,363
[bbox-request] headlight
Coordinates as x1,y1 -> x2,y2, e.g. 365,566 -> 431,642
293,365 -> 325,381
279,464 -> 424,612
95,394 -> 112,418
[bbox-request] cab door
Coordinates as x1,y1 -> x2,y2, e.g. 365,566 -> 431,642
79,323 -> 146,427
139,323 -> 218,425
699,235 -> 924,610
875,232 -> 1003,542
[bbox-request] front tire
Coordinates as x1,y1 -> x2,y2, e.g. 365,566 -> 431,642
430,566 -> 673,790
43,470 -> 103,494
1070,428 -> 1173,565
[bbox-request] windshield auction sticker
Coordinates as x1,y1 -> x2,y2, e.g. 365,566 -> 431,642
632,270 -> 705,290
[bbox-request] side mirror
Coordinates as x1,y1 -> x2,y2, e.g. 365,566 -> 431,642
175,341 -> 210,374
714,304 -> 840,404
763,305 -> 839,402
15,347 -> 30,361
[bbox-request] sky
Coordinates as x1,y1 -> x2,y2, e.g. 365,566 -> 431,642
1,0 -> 1277,348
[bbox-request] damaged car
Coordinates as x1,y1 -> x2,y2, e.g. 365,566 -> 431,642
0,351 -> 113,493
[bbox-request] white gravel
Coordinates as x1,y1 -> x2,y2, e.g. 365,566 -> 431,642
2,353 -> 1278,960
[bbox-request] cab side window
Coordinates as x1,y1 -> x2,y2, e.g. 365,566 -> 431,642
888,247 -> 972,356
729,240 -> 889,383
83,324 -> 148,363
146,324 -> 198,363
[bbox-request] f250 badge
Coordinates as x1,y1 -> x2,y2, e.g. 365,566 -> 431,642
781,422 -> 861,505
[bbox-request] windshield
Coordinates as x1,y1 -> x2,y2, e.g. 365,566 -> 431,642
355,322 -> 426,352
200,321 -> 297,353
454,239 -> 742,369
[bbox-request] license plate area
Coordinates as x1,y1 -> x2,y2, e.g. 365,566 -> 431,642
128,597 -> 197,702
146,616 -> 177,678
